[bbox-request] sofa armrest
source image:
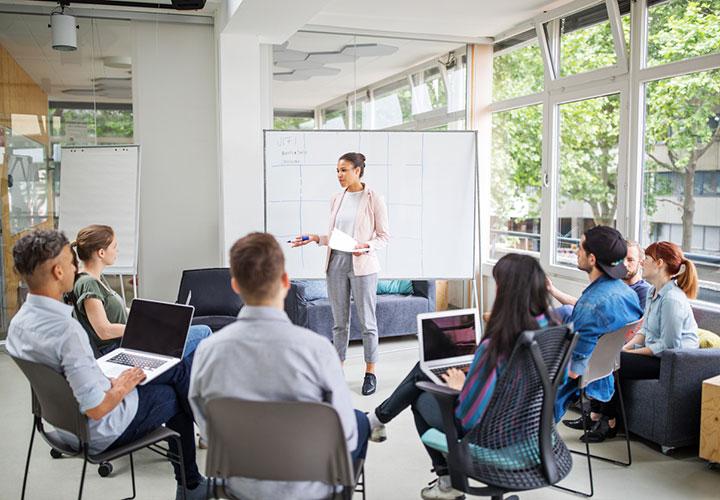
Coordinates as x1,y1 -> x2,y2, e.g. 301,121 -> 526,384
284,281 -> 310,327
655,348 -> 720,445
412,280 -> 436,311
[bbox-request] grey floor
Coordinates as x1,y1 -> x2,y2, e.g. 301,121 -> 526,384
1,336 -> 718,500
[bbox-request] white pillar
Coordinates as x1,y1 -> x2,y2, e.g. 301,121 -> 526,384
216,33 -> 273,260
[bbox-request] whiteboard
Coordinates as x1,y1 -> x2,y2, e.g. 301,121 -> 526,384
264,131 -> 476,279
58,146 -> 140,275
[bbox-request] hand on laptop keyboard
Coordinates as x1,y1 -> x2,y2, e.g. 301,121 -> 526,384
110,367 -> 146,391
434,366 -> 469,391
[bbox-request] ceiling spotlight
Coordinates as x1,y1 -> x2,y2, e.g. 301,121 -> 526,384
49,3 -> 78,52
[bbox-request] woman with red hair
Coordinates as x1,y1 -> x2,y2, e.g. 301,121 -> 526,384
585,241 -> 699,442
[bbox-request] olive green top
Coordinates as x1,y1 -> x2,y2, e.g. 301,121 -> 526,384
73,273 -> 128,350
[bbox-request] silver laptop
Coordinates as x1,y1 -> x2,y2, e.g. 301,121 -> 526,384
97,299 -> 194,384
418,308 -> 481,385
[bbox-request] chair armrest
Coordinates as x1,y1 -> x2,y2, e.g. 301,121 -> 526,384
412,281 -> 436,310
416,382 -> 461,449
284,281 -> 309,327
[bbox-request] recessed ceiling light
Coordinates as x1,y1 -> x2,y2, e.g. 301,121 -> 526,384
342,43 -> 398,57
103,56 -> 132,69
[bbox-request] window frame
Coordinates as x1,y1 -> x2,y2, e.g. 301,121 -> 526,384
484,0 -> 720,295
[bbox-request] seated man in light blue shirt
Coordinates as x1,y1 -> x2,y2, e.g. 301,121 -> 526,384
189,232 -> 370,500
6,230 -> 207,500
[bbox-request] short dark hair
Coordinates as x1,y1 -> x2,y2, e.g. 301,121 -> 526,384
13,230 -> 69,281
229,232 -> 285,302
338,152 -> 366,178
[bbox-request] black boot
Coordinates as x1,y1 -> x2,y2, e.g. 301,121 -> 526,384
362,373 -> 377,395
580,416 -> 618,443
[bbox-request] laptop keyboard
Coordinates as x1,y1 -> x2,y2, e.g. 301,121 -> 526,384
108,352 -> 167,371
431,363 -> 471,377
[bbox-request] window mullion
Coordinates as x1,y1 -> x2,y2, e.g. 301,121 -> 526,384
606,0 -> 628,72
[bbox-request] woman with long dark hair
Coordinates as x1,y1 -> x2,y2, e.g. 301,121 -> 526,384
291,152 -> 390,395
367,253 -> 558,500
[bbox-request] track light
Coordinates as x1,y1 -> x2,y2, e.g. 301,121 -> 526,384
49,3 -> 78,52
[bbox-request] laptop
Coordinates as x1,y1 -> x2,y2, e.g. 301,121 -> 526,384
418,308 -> 482,385
97,299 -> 194,384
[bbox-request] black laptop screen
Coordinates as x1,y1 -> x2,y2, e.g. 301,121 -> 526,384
122,300 -> 193,358
421,313 -> 478,362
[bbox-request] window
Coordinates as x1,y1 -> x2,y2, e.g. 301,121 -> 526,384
559,4 -> 618,77
372,79 -> 412,129
273,110 -> 315,130
647,0 -> 720,67
642,68 -> 720,287
493,37 -> 544,101
555,94 -> 621,266
489,105 -> 543,258
411,67 -> 447,114
321,102 -> 347,129
350,96 -> 370,129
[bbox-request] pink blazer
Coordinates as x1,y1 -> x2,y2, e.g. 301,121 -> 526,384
318,186 -> 390,276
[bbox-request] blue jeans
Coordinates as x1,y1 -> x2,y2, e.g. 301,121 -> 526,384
351,410 -> 370,462
109,353 -> 202,488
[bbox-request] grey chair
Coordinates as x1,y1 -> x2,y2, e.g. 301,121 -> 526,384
417,325 -> 577,500
556,318 -> 644,498
204,398 -> 365,500
12,356 -> 187,500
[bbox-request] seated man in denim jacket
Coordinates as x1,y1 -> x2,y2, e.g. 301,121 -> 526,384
555,226 -> 643,442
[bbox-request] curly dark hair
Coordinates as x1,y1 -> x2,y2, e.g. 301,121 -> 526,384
13,229 -> 69,281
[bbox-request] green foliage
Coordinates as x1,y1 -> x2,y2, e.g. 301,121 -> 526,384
493,43 -> 544,101
49,108 -> 133,142
274,116 -> 315,130
492,1 -> 720,251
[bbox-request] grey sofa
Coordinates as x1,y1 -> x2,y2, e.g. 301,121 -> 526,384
284,280 -> 435,341
624,303 -> 720,451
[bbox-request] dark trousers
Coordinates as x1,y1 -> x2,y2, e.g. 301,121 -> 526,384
375,362 -> 461,475
351,410 -> 371,462
593,351 -> 661,419
109,353 -> 201,488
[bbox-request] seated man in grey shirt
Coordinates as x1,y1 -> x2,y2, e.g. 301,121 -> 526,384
189,232 -> 370,500
6,230 -> 207,500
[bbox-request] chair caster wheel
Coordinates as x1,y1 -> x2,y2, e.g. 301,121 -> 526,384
98,462 -> 113,477
50,449 -> 63,459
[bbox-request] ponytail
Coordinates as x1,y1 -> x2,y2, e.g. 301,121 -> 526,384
676,258 -> 699,300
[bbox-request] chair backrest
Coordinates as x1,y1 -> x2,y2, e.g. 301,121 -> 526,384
176,268 -> 243,317
204,398 -> 355,486
463,325 -> 577,486
11,356 -> 89,445
579,318 -> 644,388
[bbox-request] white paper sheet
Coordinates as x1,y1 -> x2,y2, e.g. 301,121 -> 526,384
328,228 -> 370,253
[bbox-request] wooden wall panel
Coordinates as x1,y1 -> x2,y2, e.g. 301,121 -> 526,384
0,43 -> 51,327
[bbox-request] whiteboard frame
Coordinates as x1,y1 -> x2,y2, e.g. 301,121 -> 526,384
59,144 -> 141,276
262,129 -> 479,280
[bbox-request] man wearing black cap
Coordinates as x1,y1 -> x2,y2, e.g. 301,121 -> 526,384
555,226 -> 643,442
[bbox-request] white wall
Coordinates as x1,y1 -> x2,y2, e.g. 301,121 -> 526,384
132,21 -> 220,301
217,33 -> 273,259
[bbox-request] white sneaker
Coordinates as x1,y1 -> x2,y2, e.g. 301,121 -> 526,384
370,423 -> 387,443
420,475 -> 465,500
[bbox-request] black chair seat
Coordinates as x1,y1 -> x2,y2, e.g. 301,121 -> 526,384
91,427 -> 180,463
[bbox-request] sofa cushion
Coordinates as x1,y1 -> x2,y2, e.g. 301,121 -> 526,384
192,315 -> 237,332
300,280 -> 329,301
377,280 -> 413,295
698,328 -> 720,348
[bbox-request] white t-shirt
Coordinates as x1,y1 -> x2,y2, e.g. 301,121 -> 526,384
334,190 -> 363,236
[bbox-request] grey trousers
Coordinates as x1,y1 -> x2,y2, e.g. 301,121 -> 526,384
326,250 -> 379,363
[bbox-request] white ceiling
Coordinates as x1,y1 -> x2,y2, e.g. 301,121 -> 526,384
310,0 -> 575,39
273,33 -> 462,110
0,13 -> 133,103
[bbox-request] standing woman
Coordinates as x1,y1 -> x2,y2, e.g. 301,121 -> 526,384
292,152 -> 390,395
70,224 -> 211,358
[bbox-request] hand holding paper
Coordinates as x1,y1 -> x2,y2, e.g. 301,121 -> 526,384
329,229 -> 370,253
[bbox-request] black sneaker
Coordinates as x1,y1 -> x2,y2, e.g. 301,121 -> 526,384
362,373 -> 377,395
580,417 -> 618,443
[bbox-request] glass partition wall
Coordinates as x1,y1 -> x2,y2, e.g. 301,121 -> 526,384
0,12 -> 133,338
